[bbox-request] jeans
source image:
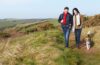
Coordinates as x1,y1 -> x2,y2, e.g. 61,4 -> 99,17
75,29 -> 82,47
61,25 -> 70,47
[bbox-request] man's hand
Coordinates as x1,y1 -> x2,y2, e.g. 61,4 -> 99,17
61,20 -> 63,23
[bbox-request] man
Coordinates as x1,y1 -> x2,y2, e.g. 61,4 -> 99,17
58,7 -> 73,48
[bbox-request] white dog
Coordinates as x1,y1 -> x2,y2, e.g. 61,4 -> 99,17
85,31 -> 92,50
85,37 -> 91,50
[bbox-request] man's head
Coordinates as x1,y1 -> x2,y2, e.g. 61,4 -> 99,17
64,7 -> 69,13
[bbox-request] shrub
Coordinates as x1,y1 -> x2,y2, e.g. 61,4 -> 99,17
0,31 -> 11,38
17,21 -> 55,34
36,22 -> 55,31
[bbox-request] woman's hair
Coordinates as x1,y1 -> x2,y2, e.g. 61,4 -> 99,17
73,8 -> 80,15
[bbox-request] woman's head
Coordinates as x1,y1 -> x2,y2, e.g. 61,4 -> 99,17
73,8 -> 80,15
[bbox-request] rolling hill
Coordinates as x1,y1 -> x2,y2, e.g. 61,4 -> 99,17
0,19 -> 45,30
0,15 -> 100,65
0,18 -> 100,65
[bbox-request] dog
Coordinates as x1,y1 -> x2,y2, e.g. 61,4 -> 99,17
85,31 -> 92,50
85,35 -> 91,50
85,28 -> 96,50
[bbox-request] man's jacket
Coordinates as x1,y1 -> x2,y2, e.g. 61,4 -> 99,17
58,13 -> 73,27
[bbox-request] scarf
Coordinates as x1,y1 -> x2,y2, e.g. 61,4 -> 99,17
62,12 -> 67,25
72,14 -> 81,32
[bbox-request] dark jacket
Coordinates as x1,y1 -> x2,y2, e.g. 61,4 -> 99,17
58,13 -> 73,27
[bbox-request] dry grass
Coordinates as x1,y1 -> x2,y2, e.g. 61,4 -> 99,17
0,21 -> 100,65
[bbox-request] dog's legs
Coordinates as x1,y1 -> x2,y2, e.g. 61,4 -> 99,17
86,44 -> 90,50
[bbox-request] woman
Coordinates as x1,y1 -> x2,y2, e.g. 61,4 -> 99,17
72,8 -> 82,48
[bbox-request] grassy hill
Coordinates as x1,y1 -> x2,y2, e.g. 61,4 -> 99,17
0,19 -> 100,65
82,14 -> 100,27
0,19 -> 45,30
0,14 -> 100,30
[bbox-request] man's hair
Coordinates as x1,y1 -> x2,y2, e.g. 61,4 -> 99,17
64,7 -> 69,10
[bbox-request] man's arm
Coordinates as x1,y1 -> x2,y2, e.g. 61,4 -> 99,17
69,14 -> 73,28
58,14 -> 63,23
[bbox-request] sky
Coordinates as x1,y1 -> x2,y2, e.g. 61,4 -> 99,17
0,0 -> 99,19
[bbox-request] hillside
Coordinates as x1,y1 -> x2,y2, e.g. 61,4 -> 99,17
0,19 -> 45,30
0,14 -> 100,30
0,20 -> 100,65
82,14 -> 100,27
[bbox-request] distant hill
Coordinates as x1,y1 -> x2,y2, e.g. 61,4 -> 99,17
0,19 -> 46,30
0,14 -> 100,30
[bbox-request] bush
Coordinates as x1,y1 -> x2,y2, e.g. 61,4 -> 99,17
82,14 -> 100,27
36,22 -> 55,31
18,21 -> 55,34
0,31 -> 11,38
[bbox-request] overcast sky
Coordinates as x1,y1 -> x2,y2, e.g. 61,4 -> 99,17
0,0 -> 100,19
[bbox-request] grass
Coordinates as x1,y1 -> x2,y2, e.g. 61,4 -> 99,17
47,19 -> 59,26
0,29 -> 80,65
0,19 -> 44,30
0,21 -> 100,65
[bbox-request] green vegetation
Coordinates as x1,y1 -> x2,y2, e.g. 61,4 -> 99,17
15,21 -> 55,34
0,28 -> 82,65
0,31 -> 11,38
0,19 -> 44,30
0,15 -> 100,65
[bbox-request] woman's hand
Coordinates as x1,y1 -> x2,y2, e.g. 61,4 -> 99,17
78,24 -> 81,26
72,26 -> 75,32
